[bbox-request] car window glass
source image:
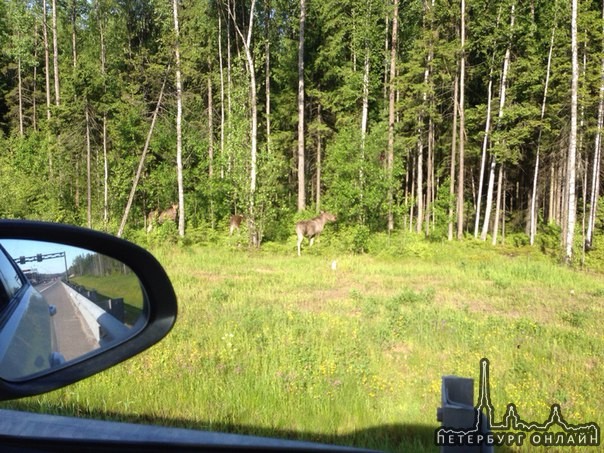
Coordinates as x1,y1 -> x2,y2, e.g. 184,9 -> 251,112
0,248 -> 23,300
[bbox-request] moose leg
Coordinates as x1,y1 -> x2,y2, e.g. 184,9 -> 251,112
309,236 -> 315,247
297,233 -> 303,256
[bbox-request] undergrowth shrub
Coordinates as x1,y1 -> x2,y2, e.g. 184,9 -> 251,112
537,222 -> 561,256
367,232 -> 433,258
507,232 -> 529,247
332,225 -> 371,254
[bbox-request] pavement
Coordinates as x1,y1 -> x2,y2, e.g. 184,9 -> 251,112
39,280 -> 99,362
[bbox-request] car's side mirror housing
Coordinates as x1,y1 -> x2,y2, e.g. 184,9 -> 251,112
0,220 -> 177,400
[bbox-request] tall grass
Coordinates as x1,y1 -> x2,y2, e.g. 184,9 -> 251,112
4,238 -> 603,452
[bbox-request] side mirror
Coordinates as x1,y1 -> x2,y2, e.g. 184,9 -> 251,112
0,220 -> 177,400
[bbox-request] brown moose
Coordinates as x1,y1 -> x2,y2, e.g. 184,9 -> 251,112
147,203 -> 178,232
295,211 -> 336,256
229,214 -> 244,235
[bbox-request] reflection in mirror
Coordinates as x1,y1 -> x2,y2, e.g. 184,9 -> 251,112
0,239 -> 146,381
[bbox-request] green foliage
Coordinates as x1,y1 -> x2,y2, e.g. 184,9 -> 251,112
537,223 -> 562,256
0,0 -> 603,267
331,224 -> 371,254
426,177 -> 454,240
322,125 -> 389,229
506,232 -> 530,247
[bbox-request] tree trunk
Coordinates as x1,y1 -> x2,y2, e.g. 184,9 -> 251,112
456,0 -> 466,239
33,22 -> 38,131
417,0 -> 432,234
99,13 -> 109,226
425,115 -> 434,235
548,163 -> 555,224
103,115 -> 108,225
228,0 -> 259,245
218,14 -> 226,178
71,0 -> 77,69
360,50 -> 370,219
384,16 -> 389,105
42,0 -> 52,190
424,0 -> 435,235
587,96 -> 603,251
492,164 -> 504,245
559,154 -> 567,229
448,73 -> 458,241
265,0 -> 271,152
387,0 -> 399,232
530,25 -> 555,245
481,4 -> 514,241
85,104 -> 91,228
316,105 -> 323,211
208,67 -> 214,178
480,155 -> 496,240
581,154 -> 588,264
42,0 -> 51,121
52,0 -> 60,106
565,0 -> 578,262
502,171 -> 507,243
17,56 -> 23,137
297,0 -> 306,211
207,63 -> 215,228
416,135 -> 424,233
225,7 -> 233,175
173,0 -> 185,238
474,65 -> 494,238
117,68 -> 169,237
409,154 -> 415,232
587,3 -> 604,250
404,148 -> 410,230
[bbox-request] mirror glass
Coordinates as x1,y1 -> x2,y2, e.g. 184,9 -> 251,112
0,239 -> 146,381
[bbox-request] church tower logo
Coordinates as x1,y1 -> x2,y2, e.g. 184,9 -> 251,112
435,358 -> 600,447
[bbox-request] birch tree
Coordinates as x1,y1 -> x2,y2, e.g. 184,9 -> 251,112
473,6 -> 503,239
456,0 -> 466,239
587,2 -> 604,250
297,0 -> 306,212
42,0 -> 51,121
117,70 -> 169,238
387,0 -> 399,232
481,4 -> 514,241
173,0 -> 185,237
51,0 -> 60,106
530,24 -> 556,246
448,73 -> 458,241
97,2 -> 109,226
227,0 -> 259,245
565,0 -> 578,262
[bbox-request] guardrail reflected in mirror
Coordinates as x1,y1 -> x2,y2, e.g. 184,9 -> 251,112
0,239 -> 146,381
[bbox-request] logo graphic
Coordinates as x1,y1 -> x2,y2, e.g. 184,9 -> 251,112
435,358 -> 600,447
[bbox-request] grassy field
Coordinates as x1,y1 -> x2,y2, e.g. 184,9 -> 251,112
3,235 -> 603,452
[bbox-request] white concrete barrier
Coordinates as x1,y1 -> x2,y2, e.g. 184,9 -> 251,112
61,282 -> 130,345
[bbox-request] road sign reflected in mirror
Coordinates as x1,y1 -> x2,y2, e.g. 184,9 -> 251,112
0,239 -> 147,381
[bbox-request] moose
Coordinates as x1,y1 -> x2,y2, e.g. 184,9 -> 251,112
229,214 -> 244,235
295,211 -> 336,256
147,203 -> 178,232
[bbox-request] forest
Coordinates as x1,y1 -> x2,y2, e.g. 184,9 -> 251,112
0,0 -> 602,262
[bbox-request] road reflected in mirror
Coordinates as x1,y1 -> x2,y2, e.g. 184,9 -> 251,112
0,239 -> 146,381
